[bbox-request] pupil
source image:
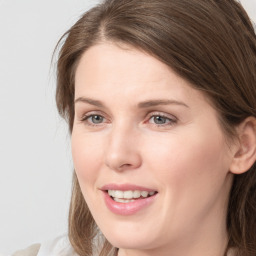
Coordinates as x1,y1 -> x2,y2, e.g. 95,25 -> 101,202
154,116 -> 166,124
92,115 -> 103,123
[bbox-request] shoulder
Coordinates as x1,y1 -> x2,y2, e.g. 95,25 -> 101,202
12,244 -> 41,256
12,235 -> 78,256
37,235 -> 78,256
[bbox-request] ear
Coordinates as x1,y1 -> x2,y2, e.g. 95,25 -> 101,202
229,117 -> 256,174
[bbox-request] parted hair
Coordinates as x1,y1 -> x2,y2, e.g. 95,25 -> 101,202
55,0 -> 256,255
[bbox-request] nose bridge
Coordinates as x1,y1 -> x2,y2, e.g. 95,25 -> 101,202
104,120 -> 141,171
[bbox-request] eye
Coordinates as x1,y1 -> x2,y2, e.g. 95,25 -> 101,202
89,115 -> 104,124
81,114 -> 106,125
150,116 -> 169,125
148,113 -> 177,126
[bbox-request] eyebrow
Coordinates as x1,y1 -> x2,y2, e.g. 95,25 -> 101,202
138,99 -> 189,108
75,97 -> 105,108
75,97 -> 189,109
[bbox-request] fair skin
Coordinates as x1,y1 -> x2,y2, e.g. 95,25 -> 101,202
72,42 -> 239,256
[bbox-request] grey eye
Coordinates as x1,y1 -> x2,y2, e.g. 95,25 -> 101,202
90,115 -> 104,124
152,116 -> 168,124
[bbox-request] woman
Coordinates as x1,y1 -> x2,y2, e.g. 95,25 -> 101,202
13,0 -> 256,255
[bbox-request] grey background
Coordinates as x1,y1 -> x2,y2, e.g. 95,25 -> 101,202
0,0 -> 255,254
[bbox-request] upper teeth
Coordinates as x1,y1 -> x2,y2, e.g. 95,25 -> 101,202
108,190 -> 156,199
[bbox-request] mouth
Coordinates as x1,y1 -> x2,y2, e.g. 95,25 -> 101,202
107,190 -> 157,203
100,184 -> 158,215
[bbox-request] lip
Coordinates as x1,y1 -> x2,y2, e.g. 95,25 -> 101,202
100,183 -> 158,215
101,183 -> 157,192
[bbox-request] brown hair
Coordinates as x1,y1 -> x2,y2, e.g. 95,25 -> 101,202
55,0 -> 256,255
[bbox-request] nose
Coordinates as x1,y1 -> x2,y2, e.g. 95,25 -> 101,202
104,124 -> 142,172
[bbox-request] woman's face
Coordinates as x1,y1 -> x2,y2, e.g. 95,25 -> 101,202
72,43 -> 235,254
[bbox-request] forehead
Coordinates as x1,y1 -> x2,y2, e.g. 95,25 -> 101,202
74,43 -> 195,100
75,43 -> 170,83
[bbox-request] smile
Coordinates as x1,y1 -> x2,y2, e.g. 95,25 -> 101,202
108,190 -> 157,203
101,184 -> 158,215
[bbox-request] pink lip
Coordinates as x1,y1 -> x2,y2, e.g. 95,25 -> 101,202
101,183 -> 157,192
100,183 -> 158,215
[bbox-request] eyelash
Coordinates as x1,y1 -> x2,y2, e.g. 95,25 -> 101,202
147,112 -> 177,127
80,112 -> 177,128
80,112 -> 108,127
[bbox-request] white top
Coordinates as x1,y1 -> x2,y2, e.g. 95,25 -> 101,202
9,235 -> 102,256
37,236 -> 78,256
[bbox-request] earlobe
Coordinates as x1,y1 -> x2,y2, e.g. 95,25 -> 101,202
229,117 -> 256,174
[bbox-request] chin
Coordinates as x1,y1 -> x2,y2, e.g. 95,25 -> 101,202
109,238 -> 152,251
102,228 -> 160,251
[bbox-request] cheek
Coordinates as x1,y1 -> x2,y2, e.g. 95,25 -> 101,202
144,126 -> 230,194
71,132 -> 104,188
141,127 -> 232,234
